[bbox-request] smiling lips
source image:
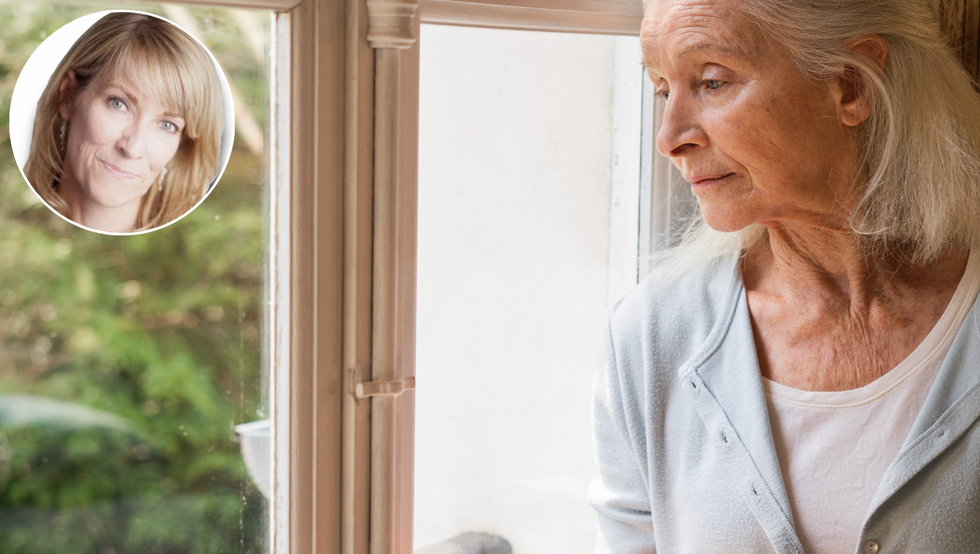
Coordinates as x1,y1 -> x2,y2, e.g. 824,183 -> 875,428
99,158 -> 139,180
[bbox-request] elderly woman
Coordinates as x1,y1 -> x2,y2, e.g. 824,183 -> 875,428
25,12 -> 222,234
590,0 -> 980,552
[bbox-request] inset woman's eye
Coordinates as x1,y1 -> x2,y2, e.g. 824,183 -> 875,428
658,90 -> 670,101
108,97 -> 127,111
160,121 -> 178,133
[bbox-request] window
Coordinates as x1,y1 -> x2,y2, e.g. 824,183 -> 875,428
0,0 -> 350,550
414,25 -> 639,552
406,4 -> 660,553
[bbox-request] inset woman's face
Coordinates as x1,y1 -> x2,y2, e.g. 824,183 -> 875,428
59,68 -> 185,213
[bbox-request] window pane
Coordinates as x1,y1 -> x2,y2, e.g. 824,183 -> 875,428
415,25 -> 641,553
0,3 -> 272,552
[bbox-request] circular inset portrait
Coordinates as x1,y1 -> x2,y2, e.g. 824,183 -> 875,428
9,11 -> 235,235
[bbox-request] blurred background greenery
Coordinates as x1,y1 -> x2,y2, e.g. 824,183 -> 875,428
0,2 -> 271,552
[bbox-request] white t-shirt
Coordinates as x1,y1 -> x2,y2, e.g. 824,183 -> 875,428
764,250 -> 980,554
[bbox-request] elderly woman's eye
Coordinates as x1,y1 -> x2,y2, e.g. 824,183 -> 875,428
658,90 -> 670,101
705,80 -> 724,90
108,97 -> 128,111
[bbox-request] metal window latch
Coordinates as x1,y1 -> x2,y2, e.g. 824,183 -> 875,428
351,365 -> 415,399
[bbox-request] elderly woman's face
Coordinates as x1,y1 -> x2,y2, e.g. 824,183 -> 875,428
642,0 -> 858,232
59,68 -> 184,212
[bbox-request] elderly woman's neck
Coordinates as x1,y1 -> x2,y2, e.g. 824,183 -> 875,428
745,225 -> 967,305
742,225 -> 970,391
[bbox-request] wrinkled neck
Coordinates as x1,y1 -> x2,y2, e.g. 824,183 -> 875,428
745,223 -> 954,307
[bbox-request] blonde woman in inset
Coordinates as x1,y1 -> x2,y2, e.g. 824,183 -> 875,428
25,12 -> 222,233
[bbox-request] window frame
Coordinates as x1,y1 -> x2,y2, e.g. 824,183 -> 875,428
419,0 -> 643,34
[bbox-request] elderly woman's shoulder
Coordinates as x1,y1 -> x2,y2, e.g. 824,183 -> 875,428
607,252 -> 741,355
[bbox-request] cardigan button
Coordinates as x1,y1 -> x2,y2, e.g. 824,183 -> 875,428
863,540 -> 879,553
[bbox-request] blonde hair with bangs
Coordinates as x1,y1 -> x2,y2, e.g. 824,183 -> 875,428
646,0 -> 980,273
25,12 -> 222,232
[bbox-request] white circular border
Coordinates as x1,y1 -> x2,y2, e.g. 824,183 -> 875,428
8,10 -> 236,236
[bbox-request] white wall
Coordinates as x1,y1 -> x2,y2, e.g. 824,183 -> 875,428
415,24 -> 622,554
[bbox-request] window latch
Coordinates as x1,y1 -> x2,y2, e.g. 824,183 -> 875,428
354,374 -> 415,399
355,376 -> 415,398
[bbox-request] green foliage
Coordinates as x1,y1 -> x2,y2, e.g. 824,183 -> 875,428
0,2 -> 271,552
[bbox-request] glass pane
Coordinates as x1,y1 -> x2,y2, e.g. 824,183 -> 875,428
0,3 -> 272,552
415,25 -> 641,554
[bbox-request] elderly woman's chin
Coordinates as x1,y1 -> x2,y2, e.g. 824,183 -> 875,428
699,210 -> 749,233
683,175 -> 767,233
692,197 -> 761,234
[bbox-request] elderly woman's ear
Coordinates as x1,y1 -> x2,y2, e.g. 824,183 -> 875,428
834,35 -> 888,127
58,70 -> 78,121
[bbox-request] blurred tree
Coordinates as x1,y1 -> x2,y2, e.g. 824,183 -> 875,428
0,2 -> 270,552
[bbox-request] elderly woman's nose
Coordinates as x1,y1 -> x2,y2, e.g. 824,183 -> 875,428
656,97 -> 707,159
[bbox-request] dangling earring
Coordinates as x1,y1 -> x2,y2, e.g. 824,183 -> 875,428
59,121 -> 67,154
158,168 -> 168,192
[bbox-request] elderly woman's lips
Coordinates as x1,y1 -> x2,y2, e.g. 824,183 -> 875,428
99,159 -> 138,179
689,173 -> 734,186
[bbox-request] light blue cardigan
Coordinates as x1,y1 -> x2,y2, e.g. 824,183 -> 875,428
589,253 -> 980,553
